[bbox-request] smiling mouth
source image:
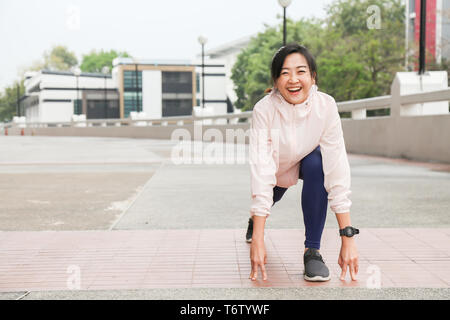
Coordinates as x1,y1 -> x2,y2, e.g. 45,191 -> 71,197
287,87 -> 302,93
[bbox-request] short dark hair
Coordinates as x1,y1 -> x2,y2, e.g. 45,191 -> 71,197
270,43 -> 318,85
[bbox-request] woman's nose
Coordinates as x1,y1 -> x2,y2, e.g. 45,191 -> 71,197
288,74 -> 299,83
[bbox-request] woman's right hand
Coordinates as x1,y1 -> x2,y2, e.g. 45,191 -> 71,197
249,237 -> 267,281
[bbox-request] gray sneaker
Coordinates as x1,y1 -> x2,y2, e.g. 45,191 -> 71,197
303,248 -> 331,282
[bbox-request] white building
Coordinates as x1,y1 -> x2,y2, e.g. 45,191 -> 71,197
112,57 -> 228,119
202,35 -> 252,107
21,58 -> 228,123
22,70 -> 118,123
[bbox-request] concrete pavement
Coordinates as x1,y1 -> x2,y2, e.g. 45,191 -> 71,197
0,136 -> 449,300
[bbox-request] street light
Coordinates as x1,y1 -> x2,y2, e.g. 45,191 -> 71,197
16,83 -> 20,117
418,0 -> 426,75
198,35 -> 207,108
72,67 -> 81,115
278,0 -> 292,46
102,66 -> 110,118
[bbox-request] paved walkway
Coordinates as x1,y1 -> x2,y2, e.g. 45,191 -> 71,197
0,136 -> 449,299
1,228 -> 448,292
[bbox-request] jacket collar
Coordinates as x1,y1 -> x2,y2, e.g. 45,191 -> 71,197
270,84 -> 318,121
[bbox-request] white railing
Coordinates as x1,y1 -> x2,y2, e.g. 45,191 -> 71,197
337,88 -> 450,119
1,112 -> 253,129
1,88 -> 449,130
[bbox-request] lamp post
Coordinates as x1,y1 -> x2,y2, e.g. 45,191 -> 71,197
135,63 -> 140,112
73,67 -> 81,115
278,0 -> 292,46
102,66 -> 110,118
198,35 -> 207,108
418,0 -> 426,75
16,84 -> 20,117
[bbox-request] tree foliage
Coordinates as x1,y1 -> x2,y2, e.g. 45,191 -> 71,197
80,49 -> 130,73
28,45 -> 79,72
232,0 -> 407,111
1,46 -> 131,121
0,80 -> 24,122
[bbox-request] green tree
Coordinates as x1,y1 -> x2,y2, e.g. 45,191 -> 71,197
231,18 -> 324,111
320,0 -> 405,102
18,45 -> 78,77
35,45 -> 79,71
80,49 -> 130,73
231,0 -> 406,111
0,80 -> 25,122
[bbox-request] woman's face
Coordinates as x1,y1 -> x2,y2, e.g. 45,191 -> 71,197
275,52 -> 315,105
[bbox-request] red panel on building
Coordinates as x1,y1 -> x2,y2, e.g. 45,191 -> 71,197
414,0 -> 437,61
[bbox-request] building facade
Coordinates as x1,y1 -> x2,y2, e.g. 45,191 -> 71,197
20,58 -> 227,123
22,70 -> 118,123
406,0 -> 450,66
203,35 -> 251,108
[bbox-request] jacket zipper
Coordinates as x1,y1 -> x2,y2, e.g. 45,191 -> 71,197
291,107 -> 295,164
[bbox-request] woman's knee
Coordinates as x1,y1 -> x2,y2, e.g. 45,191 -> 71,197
300,147 -> 323,177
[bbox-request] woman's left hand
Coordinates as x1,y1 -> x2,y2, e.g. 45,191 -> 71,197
338,238 -> 359,281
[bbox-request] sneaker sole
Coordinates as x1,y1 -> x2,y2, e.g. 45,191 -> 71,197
304,274 -> 331,282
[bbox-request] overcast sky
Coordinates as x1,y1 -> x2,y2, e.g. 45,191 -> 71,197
0,0 -> 333,91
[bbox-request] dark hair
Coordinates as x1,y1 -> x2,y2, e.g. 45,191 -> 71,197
269,43 -> 318,88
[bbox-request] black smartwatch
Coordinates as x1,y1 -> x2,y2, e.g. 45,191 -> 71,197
339,226 -> 359,237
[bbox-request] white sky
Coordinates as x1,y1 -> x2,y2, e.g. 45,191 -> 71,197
0,0 -> 333,91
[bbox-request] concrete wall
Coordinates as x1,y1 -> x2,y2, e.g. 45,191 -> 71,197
342,114 -> 450,163
3,114 -> 449,163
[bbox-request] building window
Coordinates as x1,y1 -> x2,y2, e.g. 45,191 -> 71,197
124,92 -> 142,118
196,73 -> 200,93
123,70 -> 142,118
73,99 -> 82,115
162,71 -> 192,93
123,70 -> 142,90
162,99 -> 192,117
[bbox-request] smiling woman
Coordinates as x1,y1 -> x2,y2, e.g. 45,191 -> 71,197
247,43 -> 359,283
264,44 -> 318,102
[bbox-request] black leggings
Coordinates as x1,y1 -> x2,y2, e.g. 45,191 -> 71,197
272,145 -> 328,249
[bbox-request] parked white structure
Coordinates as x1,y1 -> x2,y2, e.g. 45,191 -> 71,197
22,70 -> 118,123
202,35 -> 252,107
20,58 -> 229,123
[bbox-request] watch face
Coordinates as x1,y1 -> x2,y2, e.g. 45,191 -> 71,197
345,227 -> 353,237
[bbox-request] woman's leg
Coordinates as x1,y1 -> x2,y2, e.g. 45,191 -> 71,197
246,186 -> 287,242
300,145 -> 328,250
272,185 -> 288,206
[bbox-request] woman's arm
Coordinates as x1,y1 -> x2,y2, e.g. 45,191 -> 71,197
335,212 -> 359,281
249,215 -> 268,281
248,104 -> 277,281
319,97 -> 358,280
249,106 -> 277,217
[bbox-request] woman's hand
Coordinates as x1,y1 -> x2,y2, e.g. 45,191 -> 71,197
338,238 -> 359,281
249,237 -> 267,280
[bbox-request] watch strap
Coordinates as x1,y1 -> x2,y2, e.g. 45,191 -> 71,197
339,226 -> 359,237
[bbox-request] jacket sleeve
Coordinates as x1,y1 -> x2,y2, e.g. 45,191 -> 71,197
319,98 -> 352,214
249,106 -> 277,217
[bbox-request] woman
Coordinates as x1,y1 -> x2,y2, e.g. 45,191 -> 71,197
248,44 -> 359,282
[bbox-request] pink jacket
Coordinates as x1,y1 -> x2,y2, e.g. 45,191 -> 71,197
249,84 -> 352,217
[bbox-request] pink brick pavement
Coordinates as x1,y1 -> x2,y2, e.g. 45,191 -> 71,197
0,228 -> 449,292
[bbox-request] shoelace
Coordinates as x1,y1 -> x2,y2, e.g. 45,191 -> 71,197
304,250 -> 325,264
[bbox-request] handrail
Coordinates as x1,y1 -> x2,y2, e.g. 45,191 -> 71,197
1,88 -> 448,129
